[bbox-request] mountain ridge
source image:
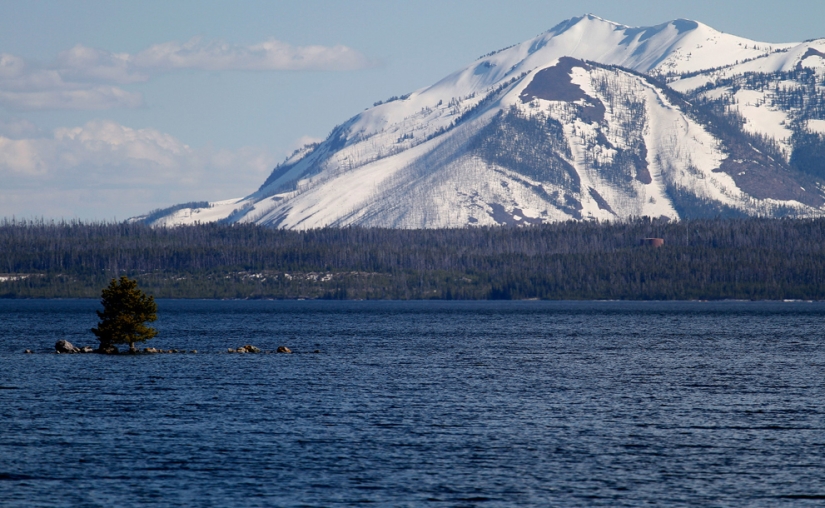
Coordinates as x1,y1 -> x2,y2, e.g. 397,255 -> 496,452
135,15 -> 825,228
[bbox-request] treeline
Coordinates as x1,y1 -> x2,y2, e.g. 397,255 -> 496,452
1,218 -> 825,300
685,66 -> 825,180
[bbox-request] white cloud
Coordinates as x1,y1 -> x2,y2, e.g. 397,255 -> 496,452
0,50 -> 143,111
56,44 -> 148,84
0,37 -> 371,111
134,37 -> 373,72
0,86 -> 143,111
0,136 -> 51,175
0,53 -> 26,79
0,120 -> 279,219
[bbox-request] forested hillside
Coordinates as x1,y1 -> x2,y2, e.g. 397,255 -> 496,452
1,218 -> 824,300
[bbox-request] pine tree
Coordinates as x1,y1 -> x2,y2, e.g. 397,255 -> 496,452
92,276 -> 157,353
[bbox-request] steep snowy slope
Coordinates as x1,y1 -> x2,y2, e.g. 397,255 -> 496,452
137,15 -> 825,228
668,38 -> 825,162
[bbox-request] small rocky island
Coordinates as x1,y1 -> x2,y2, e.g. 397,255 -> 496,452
38,277 -> 302,356
50,339 -> 298,355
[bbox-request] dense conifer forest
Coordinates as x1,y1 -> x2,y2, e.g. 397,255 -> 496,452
1,218 -> 824,300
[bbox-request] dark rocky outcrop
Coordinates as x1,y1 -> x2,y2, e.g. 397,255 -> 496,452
55,340 -> 80,354
230,345 -> 261,353
276,346 -> 292,354
96,344 -> 119,355
142,347 -> 188,354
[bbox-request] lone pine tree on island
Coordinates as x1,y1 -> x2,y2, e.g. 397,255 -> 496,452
92,276 -> 157,353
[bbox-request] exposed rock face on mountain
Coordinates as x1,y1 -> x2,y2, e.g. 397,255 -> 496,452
136,15 -> 825,228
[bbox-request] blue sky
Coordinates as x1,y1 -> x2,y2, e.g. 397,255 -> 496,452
2,0 -> 824,220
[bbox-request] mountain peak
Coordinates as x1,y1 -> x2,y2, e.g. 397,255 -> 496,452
546,14 -> 628,37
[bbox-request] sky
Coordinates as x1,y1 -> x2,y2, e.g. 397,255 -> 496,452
2,0 -> 824,221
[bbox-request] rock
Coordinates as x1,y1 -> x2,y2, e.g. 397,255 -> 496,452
96,344 -> 119,355
276,346 -> 292,354
24,349 -> 33,354
228,348 -> 236,353
80,346 -> 94,353
313,350 -> 321,354
55,340 -> 80,354
190,350 -> 197,354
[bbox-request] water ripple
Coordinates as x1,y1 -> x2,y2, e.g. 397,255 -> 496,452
0,300 -> 824,506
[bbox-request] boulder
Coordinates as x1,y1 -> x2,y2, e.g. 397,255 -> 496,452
276,346 -> 292,354
96,344 -> 119,355
24,349 -> 33,354
80,346 -> 94,353
55,340 -> 80,354
234,345 -> 261,353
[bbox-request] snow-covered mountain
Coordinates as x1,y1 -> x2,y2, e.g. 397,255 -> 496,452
136,15 -> 825,228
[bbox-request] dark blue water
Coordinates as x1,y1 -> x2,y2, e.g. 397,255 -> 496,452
1,300 -> 824,506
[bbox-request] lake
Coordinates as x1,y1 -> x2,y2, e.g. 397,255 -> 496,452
1,300 -> 824,506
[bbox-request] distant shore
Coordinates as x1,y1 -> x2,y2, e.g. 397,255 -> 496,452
2,217 -> 825,300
